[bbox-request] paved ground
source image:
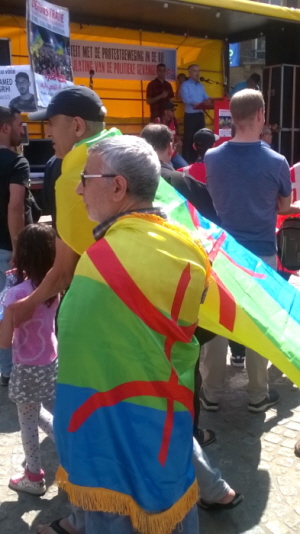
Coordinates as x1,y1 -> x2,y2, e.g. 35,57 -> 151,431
1,279 -> 300,533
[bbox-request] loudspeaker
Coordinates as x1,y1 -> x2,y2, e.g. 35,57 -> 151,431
263,64 -> 300,164
0,38 -> 11,66
270,130 -> 300,166
266,26 -> 300,66
263,65 -> 300,129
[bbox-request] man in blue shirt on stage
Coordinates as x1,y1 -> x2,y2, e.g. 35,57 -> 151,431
230,72 -> 260,97
181,64 -> 212,163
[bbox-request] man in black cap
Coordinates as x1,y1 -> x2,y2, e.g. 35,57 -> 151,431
28,85 -> 109,159
9,86 -> 121,327
179,128 -> 219,183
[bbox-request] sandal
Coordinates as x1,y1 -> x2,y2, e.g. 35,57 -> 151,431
194,428 -> 216,447
198,493 -> 244,511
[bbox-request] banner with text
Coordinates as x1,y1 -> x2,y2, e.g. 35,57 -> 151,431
71,40 -> 177,81
26,0 -> 73,108
0,65 -> 37,112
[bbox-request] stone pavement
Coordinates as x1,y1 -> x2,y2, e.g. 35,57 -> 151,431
1,281 -> 300,533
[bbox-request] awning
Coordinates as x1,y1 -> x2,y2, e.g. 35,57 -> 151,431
2,0 -> 300,41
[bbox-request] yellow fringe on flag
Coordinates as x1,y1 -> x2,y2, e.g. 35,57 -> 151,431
56,465 -> 199,534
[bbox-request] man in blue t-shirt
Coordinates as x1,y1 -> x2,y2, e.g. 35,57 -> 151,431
200,88 -> 291,414
229,72 -> 261,97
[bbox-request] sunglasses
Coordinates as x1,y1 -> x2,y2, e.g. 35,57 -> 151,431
80,172 -> 117,187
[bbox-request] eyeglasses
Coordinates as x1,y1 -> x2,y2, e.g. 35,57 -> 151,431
80,172 -> 116,187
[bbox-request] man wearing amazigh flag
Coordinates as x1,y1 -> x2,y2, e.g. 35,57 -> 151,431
51,135 -> 210,533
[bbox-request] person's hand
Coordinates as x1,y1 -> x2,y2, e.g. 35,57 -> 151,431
8,297 -> 36,328
9,251 -> 16,268
161,90 -> 168,99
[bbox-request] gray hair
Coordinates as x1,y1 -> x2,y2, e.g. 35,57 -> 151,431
188,64 -> 199,72
88,135 -> 161,202
84,119 -> 105,137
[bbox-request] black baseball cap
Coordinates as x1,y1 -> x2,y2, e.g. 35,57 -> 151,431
28,86 -> 106,122
193,128 -> 219,146
162,100 -> 177,111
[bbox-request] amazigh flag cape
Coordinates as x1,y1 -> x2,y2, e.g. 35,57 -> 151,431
56,133 -> 300,388
55,214 -> 210,533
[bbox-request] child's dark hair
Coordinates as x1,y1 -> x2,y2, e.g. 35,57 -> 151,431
14,224 -> 56,305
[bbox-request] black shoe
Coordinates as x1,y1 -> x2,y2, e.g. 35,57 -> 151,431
198,493 -> 244,511
230,355 -> 245,368
248,389 -> 280,412
193,428 -> 216,447
199,389 -> 219,411
0,374 -> 10,386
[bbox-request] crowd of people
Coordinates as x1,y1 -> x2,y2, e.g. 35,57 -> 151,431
31,45 -> 72,80
0,66 -> 299,534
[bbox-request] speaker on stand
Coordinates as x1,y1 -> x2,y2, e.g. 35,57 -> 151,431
263,64 -> 300,165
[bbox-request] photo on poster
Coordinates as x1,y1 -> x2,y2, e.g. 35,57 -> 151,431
219,109 -> 232,138
0,65 -> 37,112
27,0 -> 73,108
30,21 -> 72,80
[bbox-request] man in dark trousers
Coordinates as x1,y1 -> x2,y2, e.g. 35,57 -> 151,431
181,64 -> 212,163
146,63 -> 174,122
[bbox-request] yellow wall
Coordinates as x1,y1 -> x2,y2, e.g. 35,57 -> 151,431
0,15 -> 224,137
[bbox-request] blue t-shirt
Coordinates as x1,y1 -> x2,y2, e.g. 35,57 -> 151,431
205,141 -> 291,256
229,80 -> 248,97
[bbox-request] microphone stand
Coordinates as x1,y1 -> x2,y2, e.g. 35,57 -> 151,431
89,69 -> 94,90
200,77 -> 229,96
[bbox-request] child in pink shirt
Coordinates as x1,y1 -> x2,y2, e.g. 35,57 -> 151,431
0,224 -> 59,496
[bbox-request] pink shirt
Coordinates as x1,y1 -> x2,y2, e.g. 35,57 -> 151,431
4,279 -> 58,365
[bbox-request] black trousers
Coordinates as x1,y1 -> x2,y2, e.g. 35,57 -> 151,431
182,112 -> 205,164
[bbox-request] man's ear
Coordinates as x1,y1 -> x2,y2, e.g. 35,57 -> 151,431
168,141 -> 173,156
112,174 -> 128,202
258,107 -> 264,122
73,116 -> 87,138
1,123 -> 10,135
